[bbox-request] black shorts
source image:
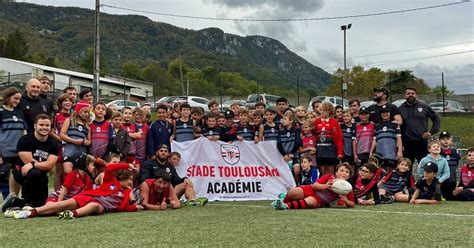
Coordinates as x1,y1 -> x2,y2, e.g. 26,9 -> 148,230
342,156 -> 354,165
316,157 -> 339,166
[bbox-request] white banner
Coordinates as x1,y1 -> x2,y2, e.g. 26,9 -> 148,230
172,138 -> 296,201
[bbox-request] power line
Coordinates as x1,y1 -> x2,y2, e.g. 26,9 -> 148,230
100,1 -> 470,22
320,50 -> 474,71
312,41 -> 474,63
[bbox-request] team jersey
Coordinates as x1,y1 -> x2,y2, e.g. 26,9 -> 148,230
355,122 -> 375,155
340,123 -> 355,158
235,123 -> 255,141
202,126 -> 221,138
90,120 -> 112,158
63,121 -> 89,157
147,120 -> 172,157
381,169 -> 415,194
145,179 -> 171,205
301,134 -> 316,166
174,119 -> 195,142
374,121 -> 401,160
262,123 -> 279,141
48,170 -> 93,201
80,163 -> 137,212
219,125 -> 236,142
0,107 -> 27,157
415,178 -> 441,201
313,117 -> 344,158
121,122 -> 137,155
441,148 -> 461,167
314,175 -> 355,207
135,122 -> 149,161
277,126 -> 302,156
53,112 -> 71,137
301,167 -> 319,185
459,164 -> 474,189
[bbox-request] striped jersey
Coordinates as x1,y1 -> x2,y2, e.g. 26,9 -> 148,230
121,122 -> 137,155
0,107 -> 27,157
355,122 -> 375,155
90,120 -> 112,158
174,118 -> 195,142
63,121 -> 89,157
374,121 -> 401,160
340,123 -> 355,157
381,169 -> 414,194
262,123 -> 279,141
235,123 -> 255,141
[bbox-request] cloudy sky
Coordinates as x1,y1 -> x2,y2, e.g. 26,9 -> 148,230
23,0 -> 474,93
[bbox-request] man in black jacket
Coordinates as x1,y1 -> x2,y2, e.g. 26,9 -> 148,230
17,78 -> 52,133
139,144 -> 207,205
399,87 -> 441,164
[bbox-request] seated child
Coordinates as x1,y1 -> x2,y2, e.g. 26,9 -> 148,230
168,152 -> 181,167
271,163 -> 354,210
300,156 -> 319,186
410,162 -> 442,204
452,147 -> 474,201
139,171 -> 181,210
12,163 -> 142,219
354,162 -> 382,205
378,158 -> 415,203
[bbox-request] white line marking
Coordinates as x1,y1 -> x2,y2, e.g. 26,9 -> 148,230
209,203 -> 474,217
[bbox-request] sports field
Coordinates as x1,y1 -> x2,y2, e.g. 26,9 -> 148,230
1,200 -> 472,247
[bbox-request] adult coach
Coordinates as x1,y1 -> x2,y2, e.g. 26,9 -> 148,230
18,78 -> 53,133
399,87 -> 440,163
367,88 -> 403,125
4,114 -> 59,209
38,76 -> 55,113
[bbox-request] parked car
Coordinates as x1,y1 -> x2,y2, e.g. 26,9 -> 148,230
246,93 -> 281,109
172,96 -> 211,112
222,100 -> 246,111
360,101 -> 376,108
106,100 -> 140,111
429,101 -> 468,113
307,96 -> 349,112
392,99 -> 406,107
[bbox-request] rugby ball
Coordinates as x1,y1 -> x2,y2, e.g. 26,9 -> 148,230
330,179 -> 352,195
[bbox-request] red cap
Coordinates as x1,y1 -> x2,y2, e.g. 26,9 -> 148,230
74,100 -> 90,114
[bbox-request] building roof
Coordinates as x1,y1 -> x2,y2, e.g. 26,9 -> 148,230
0,58 -> 135,88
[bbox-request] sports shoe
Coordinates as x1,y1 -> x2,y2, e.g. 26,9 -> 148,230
58,210 -> 75,220
180,199 -> 188,207
278,192 -> 287,201
186,199 -> 200,207
2,194 -> 22,212
4,207 -> 22,218
196,197 -> 208,206
13,210 -> 31,219
380,195 -> 395,204
22,206 -> 34,211
271,200 -> 288,210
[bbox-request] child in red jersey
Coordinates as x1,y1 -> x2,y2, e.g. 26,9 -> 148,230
140,171 -> 181,210
46,153 -> 93,204
13,163 -> 142,219
90,102 -> 112,159
312,102 -> 344,176
271,163 -> 354,210
452,147 -> 474,201
354,162 -> 382,205
94,153 -> 121,187
300,121 -> 316,167
51,93 -> 74,191
354,106 -> 375,166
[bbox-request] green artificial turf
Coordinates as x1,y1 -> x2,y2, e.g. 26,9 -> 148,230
1,201 -> 472,247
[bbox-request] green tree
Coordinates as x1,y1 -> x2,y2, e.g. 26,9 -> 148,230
5,29 -> 29,60
326,66 -> 386,97
80,47 -> 108,75
30,52 -> 47,65
386,70 -> 431,95
0,36 -> 6,57
121,60 -> 142,80
431,85 -> 454,97
142,63 -> 180,96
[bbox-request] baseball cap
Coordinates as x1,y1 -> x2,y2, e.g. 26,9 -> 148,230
424,162 -> 438,173
439,131 -> 451,139
380,105 -> 390,113
157,144 -> 170,151
359,106 -> 369,114
374,87 -> 390,96
224,110 -> 234,119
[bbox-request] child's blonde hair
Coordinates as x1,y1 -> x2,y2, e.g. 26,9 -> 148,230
295,106 -> 306,112
319,102 -> 334,115
428,140 -> 441,149
306,112 -> 316,119
283,112 -> 294,121
342,109 -> 353,116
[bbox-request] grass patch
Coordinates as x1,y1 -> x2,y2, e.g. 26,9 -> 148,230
440,115 -> 474,148
1,201 -> 472,247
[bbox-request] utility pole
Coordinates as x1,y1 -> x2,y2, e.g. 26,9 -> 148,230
93,0 -> 100,103
341,24 -> 352,100
296,76 -> 300,106
178,53 -> 185,96
442,72 -> 445,114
